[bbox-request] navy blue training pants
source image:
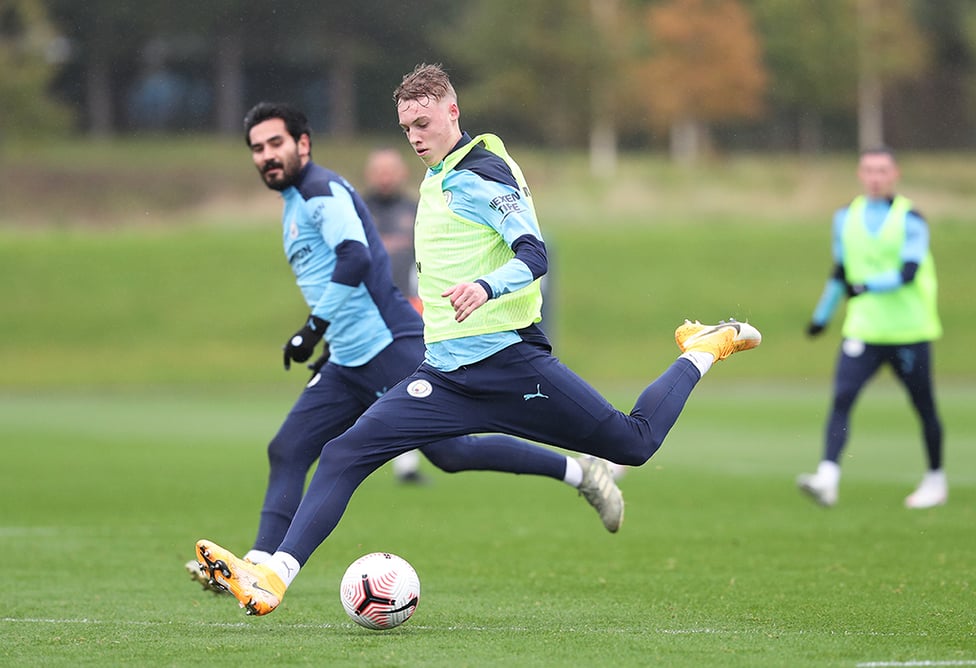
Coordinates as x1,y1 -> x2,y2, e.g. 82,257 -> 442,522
278,342 -> 702,564
824,339 -> 943,469
252,336 -> 570,554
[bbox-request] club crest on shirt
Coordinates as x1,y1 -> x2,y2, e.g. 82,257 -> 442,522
407,379 -> 433,398
443,190 -> 453,206
289,218 -> 299,239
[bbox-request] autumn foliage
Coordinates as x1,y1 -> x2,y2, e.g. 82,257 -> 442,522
628,0 -> 767,129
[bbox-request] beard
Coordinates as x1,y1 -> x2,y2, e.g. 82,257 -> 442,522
260,153 -> 303,191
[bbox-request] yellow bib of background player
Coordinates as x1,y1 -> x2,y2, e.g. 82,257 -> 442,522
841,195 -> 942,344
415,134 -> 543,344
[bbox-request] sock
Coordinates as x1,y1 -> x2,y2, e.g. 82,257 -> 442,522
243,549 -> 272,564
680,351 -> 714,377
563,456 -> 583,488
267,551 -> 302,587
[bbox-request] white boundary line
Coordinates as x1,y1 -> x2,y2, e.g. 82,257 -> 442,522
857,663 -> 976,667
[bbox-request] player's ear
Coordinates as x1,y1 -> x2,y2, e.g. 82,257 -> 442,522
298,133 -> 311,159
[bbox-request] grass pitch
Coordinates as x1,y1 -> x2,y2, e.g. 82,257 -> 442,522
1,384 -> 973,667
2,141 -> 974,665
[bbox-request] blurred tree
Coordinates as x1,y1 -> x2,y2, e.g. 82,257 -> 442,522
33,0 -> 974,149
629,0 -> 767,162
182,0 -> 250,136
855,0 -> 929,148
962,0 -> 976,128
965,0 -> 976,60
750,0 -> 859,152
434,0 -> 642,177
883,0 -> 973,149
159,0 -> 461,137
43,0 -> 464,137
47,0 -> 151,136
151,0 -> 262,136
0,0 -> 72,144
438,0 -> 616,149
588,0 -> 624,176
633,0 -> 767,161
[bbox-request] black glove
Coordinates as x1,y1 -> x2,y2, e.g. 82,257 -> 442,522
806,322 -> 825,337
283,315 -> 328,370
306,348 -> 330,379
845,282 -> 867,298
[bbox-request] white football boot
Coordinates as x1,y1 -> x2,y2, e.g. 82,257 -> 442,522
577,456 -> 624,533
796,461 -> 840,508
904,470 -> 947,509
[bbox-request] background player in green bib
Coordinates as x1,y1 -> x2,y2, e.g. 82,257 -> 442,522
798,147 -> 945,509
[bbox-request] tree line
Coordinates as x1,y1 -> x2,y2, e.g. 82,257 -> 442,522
3,0 -> 975,161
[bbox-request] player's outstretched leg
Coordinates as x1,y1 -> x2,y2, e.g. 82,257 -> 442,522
675,319 -> 762,361
577,456 -> 624,532
196,540 -> 286,616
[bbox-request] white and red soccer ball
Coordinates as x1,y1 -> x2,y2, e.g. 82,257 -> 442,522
339,552 -> 420,630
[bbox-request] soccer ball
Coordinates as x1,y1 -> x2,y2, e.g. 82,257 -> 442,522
339,552 -> 420,630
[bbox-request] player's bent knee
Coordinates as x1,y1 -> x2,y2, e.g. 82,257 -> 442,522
585,427 -> 665,467
266,435 -> 294,466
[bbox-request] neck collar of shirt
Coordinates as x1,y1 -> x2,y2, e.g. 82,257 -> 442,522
297,160 -> 314,184
429,132 -> 472,174
280,160 -> 315,197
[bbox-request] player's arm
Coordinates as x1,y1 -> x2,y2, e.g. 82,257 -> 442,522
310,186 -> 372,322
807,265 -> 846,336
283,187 -> 370,368
807,211 -> 847,337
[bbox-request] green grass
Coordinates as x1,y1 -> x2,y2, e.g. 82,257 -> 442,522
2,139 -> 974,665
1,385 -> 974,667
1,215 -> 973,388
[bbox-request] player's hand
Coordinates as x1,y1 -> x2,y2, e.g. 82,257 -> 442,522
306,348 -> 330,379
283,315 -> 328,370
806,322 -> 825,337
442,282 -> 489,323
845,282 -> 867,298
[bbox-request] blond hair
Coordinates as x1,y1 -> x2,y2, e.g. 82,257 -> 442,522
393,63 -> 457,107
